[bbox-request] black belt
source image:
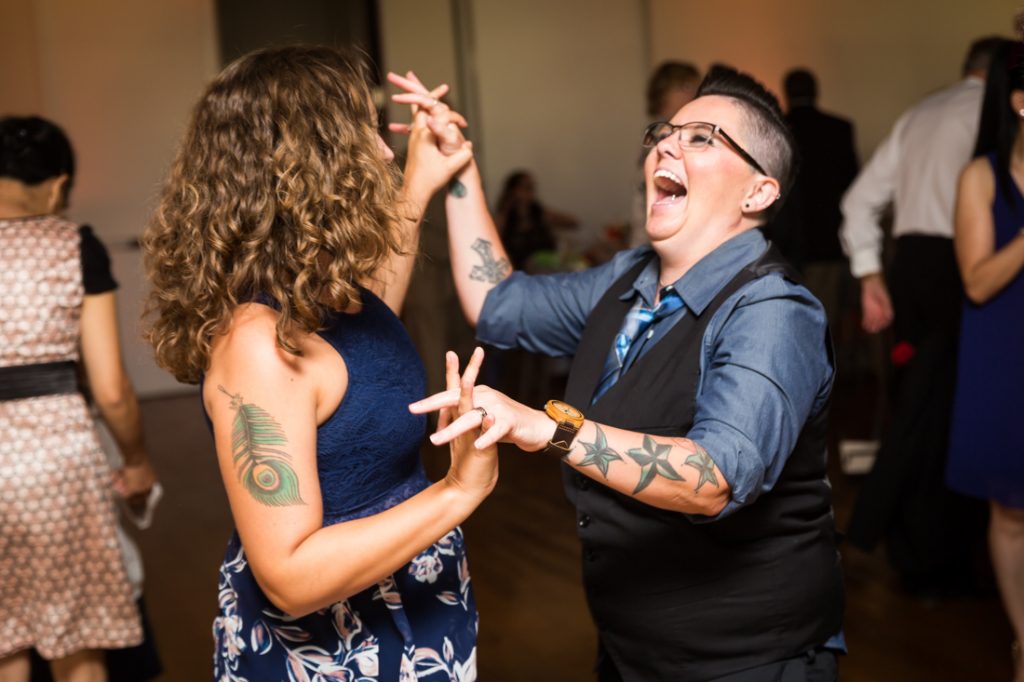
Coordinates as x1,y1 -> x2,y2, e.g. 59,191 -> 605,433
0,361 -> 79,401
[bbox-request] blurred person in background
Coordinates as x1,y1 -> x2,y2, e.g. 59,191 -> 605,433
0,116 -> 157,682
770,67 -> 859,328
628,61 -> 702,248
496,170 -> 578,271
841,37 -> 1002,595
946,38 -> 1024,678
492,170 -> 580,406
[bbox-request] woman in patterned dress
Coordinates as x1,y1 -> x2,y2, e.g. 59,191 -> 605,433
0,118 -> 158,680
143,47 -> 496,680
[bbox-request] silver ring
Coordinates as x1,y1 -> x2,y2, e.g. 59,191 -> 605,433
428,97 -> 439,107
474,406 -> 488,421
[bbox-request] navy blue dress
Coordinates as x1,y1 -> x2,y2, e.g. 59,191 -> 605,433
210,290 -> 478,681
947,153 -> 1024,509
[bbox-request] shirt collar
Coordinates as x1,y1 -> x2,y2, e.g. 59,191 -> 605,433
621,229 -> 768,314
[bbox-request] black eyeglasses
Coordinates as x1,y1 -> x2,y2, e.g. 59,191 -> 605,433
643,121 -> 767,176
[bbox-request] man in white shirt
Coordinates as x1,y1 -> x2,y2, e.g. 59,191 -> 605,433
840,36 -> 1002,595
841,37 -> 1001,332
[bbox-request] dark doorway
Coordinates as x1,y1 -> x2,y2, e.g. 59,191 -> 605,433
215,0 -> 382,82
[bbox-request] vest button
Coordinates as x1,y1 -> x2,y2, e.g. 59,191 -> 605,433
576,475 -> 590,490
584,549 -> 598,562
578,514 -> 591,528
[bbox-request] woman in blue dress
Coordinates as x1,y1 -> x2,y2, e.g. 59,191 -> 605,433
947,39 -> 1024,677
142,46 -> 493,681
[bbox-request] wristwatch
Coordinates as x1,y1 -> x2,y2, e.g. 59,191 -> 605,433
543,400 -> 585,457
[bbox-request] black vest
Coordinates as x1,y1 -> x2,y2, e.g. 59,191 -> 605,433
563,246 -> 843,681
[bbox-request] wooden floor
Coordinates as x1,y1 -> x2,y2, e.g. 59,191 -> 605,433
129,386 -> 1015,681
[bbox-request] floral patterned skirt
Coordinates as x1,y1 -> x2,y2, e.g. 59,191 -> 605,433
213,527 -> 478,681
0,393 -> 142,659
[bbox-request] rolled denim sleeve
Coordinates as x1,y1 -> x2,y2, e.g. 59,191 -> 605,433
686,274 -> 834,521
477,247 -> 653,357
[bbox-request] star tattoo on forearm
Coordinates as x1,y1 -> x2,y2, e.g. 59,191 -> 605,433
575,424 -> 622,478
448,178 -> 467,198
683,442 -> 719,492
469,238 -> 511,284
626,435 -> 684,494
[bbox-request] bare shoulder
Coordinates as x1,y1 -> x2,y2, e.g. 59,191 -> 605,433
960,156 -> 995,192
212,303 -> 304,368
204,304 -> 310,408
204,303 -> 347,423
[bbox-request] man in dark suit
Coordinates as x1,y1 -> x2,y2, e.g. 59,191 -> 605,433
771,68 -> 859,326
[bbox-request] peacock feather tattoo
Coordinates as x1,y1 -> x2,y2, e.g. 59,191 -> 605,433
219,386 -> 304,507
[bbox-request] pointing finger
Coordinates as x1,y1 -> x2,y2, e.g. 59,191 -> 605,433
409,389 -> 460,414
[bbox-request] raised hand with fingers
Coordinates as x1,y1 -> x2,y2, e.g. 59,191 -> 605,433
440,347 -> 500,499
387,70 -> 469,155
388,72 -> 473,201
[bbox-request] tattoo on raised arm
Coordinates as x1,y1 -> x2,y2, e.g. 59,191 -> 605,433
219,386 -> 305,507
469,238 -> 511,284
448,178 -> 467,198
576,424 -> 622,478
627,435 -> 684,494
683,443 -> 719,493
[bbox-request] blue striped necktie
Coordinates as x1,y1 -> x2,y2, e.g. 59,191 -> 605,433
591,287 -> 684,403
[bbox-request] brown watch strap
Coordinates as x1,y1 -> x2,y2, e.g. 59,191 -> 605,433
544,422 -> 579,458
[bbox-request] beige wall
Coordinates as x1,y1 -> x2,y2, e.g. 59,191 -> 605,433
380,0 -> 461,120
381,0 -> 649,238
648,0 -> 1019,161
0,0 -> 44,114
25,0 -> 220,243
470,0 -> 648,235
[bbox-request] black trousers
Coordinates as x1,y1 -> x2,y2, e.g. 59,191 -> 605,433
596,644 -> 838,682
846,235 -> 986,582
888,235 -> 962,344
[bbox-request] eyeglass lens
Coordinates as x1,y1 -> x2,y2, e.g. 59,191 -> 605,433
643,122 -> 715,148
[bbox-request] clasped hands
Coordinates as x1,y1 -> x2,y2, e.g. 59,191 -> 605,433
387,71 -> 473,197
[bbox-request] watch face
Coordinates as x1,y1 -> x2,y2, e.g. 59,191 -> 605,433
551,400 -> 582,419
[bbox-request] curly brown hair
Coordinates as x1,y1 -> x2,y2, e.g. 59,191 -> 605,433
143,46 -> 404,384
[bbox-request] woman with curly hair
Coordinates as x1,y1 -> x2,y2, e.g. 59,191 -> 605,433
143,46 -> 492,680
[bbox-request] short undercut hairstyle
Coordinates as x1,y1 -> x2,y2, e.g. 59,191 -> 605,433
696,65 -> 797,220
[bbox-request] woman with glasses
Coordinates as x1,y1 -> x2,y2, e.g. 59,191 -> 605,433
946,39 -> 1024,679
396,66 -> 843,680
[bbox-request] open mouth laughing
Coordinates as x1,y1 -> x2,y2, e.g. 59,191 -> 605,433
652,168 -> 687,206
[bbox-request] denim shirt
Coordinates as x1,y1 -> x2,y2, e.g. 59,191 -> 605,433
478,229 -> 835,521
